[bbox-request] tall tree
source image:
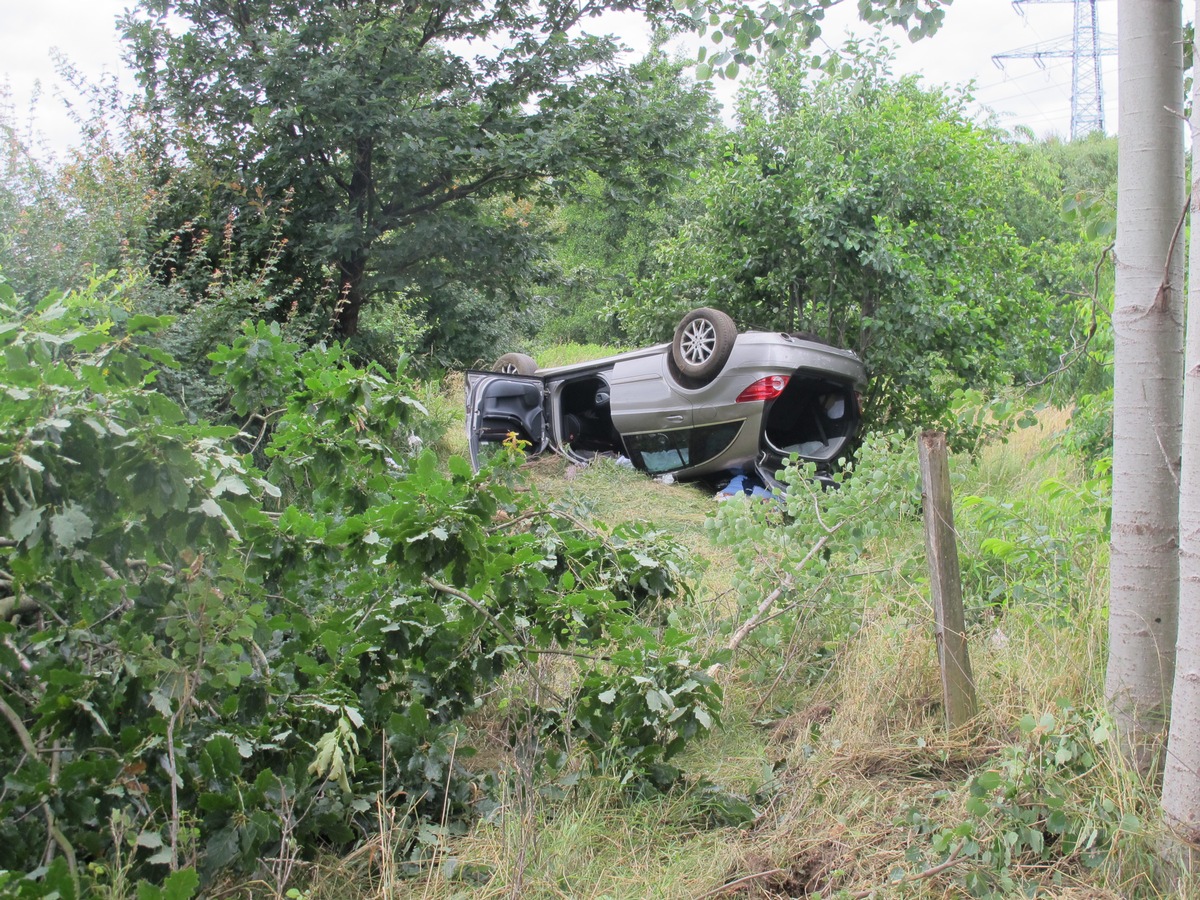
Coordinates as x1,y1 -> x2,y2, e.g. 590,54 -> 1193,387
618,41 -> 1055,434
536,47 -> 719,346
0,67 -> 161,304
1104,0 -> 1185,760
121,0 -> 697,345
1161,0 -> 1200,849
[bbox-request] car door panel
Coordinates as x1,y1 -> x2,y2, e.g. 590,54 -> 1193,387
465,371 -> 548,469
607,352 -> 692,436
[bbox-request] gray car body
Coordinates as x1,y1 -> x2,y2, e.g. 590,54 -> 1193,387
466,331 -> 867,487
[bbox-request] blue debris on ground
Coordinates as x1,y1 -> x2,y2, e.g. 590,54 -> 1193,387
716,471 -> 777,502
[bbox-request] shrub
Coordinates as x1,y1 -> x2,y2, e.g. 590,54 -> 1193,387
0,278 -> 719,896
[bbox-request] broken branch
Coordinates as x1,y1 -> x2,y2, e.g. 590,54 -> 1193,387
707,529 -> 837,678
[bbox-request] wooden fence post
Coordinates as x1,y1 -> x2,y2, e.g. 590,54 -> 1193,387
918,430 -> 978,731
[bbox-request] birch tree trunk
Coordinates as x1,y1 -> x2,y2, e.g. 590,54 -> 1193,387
1105,0 -> 1185,762
1161,0 -> 1200,849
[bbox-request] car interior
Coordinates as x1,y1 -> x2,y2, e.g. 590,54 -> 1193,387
557,375 -> 621,453
475,380 -> 545,447
762,373 -> 858,462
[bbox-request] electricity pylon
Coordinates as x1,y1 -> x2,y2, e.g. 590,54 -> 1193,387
992,0 -> 1114,139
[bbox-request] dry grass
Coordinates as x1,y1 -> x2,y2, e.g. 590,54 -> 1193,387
694,412 -> 1139,900
966,404 -> 1077,496
723,596 -> 1121,899
442,785 -> 739,899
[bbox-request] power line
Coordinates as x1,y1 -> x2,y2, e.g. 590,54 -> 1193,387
974,59 -> 1074,97
992,0 -> 1114,139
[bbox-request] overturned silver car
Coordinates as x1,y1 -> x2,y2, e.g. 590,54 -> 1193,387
465,308 -> 867,488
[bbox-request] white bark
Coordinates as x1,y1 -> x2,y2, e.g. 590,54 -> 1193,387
1161,0 -> 1200,846
1105,0 -> 1185,756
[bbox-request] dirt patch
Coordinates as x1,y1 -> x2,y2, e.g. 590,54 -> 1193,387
827,740 -> 999,781
713,843 -> 850,898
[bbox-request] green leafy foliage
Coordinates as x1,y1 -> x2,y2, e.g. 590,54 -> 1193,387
0,278 -> 718,894
121,0 -> 703,358
687,0 -> 950,77
706,432 -> 923,682
1014,135 -> 1116,456
1058,390 -> 1113,464
0,67 -> 163,305
958,473 -> 1110,615
707,422 -> 1109,710
534,48 -> 718,347
902,705 -> 1135,898
621,41 -> 1061,437
570,624 -> 724,789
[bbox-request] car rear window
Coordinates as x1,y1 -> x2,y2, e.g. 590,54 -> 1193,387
624,421 -> 742,474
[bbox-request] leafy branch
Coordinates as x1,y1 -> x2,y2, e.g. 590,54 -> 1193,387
707,527 -> 839,678
422,575 -> 565,705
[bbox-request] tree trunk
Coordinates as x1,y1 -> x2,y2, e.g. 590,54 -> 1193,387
334,137 -> 375,338
1105,0 -> 1185,764
1161,0 -> 1200,853
335,254 -> 367,338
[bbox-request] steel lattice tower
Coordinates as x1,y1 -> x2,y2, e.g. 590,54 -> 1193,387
992,0 -> 1113,139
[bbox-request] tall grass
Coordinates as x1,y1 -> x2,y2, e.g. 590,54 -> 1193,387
531,342 -> 624,368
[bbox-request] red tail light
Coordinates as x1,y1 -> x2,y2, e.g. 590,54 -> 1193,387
736,374 -> 789,403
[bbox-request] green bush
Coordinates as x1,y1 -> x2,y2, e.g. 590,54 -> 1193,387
0,278 -> 719,896
903,705 -> 1140,899
705,432 -> 923,685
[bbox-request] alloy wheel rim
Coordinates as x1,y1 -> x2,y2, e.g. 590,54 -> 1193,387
680,319 -> 717,364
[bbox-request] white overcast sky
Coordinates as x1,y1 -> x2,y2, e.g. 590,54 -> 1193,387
2,0 -> 1113,155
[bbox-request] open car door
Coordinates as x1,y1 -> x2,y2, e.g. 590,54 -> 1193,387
754,373 -> 863,490
465,371 -> 549,470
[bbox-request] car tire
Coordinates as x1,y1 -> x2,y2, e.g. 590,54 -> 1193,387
671,308 -> 736,381
493,352 -> 538,376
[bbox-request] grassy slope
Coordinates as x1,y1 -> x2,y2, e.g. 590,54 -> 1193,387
311,357 -> 1194,900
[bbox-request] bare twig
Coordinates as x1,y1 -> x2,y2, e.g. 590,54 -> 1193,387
125,558 -> 178,575
2,634 -> 33,673
263,773 -> 300,898
696,867 -> 787,898
0,693 -> 79,895
242,409 -> 283,455
165,673 -> 199,871
484,509 -> 543,534
525,647 -> 605,662
707,574 -> 794,679
707,530 -> 837,678
751,581 -> 830,631
748,596 -> 827,717
1149,190 -> 1191,314
841,849 -> 966,898
1026,242 -> 1112,388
